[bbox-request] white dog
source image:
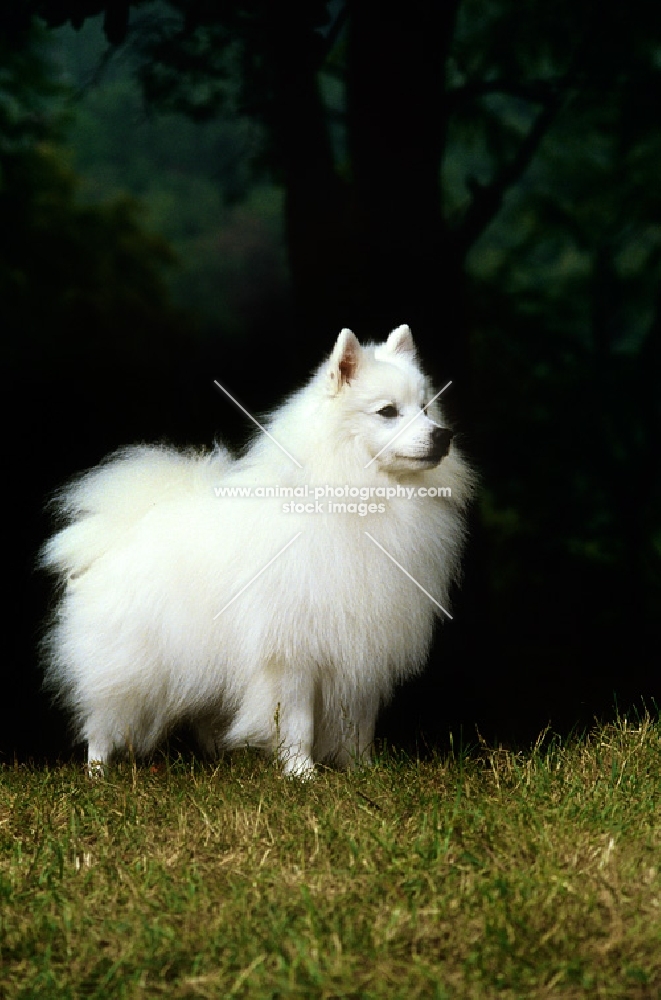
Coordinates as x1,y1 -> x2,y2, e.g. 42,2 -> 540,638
41,325 -> 473,776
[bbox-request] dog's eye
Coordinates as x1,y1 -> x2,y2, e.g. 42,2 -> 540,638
377,404 -> 399,418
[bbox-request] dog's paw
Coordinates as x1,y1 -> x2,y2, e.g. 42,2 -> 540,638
87,760 -> 106,779
281,753 -> 316,781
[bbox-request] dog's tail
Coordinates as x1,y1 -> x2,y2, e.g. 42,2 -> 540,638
40,444 -> 231,580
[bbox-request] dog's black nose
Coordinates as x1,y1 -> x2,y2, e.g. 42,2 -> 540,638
431,427 -> 453,458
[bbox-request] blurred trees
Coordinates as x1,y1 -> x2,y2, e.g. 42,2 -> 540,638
13,3 -> 660,368
454,0 -> 661,633
64,63 -> 289,338
0,29 -> 189,374
28,2 -> 658,364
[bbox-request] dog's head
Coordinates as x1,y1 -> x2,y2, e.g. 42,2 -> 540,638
326,325 -> 453,474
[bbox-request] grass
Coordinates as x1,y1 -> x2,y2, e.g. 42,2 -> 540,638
1,714 -> 659,999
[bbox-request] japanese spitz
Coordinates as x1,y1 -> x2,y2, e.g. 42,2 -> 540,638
41,325 -> 473,776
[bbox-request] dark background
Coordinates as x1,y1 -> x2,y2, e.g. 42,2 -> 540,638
3,1 -> 659,763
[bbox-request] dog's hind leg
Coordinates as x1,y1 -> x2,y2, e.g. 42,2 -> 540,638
324,697 -> 378,770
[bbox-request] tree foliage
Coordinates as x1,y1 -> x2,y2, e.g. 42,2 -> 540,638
452,1 -> 661,622
0,27 -> 187,372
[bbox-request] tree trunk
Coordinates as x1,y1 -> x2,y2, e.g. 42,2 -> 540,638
345,0 -> 466,392
265,6 -> 348,362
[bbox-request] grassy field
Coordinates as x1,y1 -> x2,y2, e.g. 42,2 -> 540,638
1,714 -> 659,999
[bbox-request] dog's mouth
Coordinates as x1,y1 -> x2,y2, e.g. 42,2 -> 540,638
407,453 -> 446,466
394,453 -> 445,469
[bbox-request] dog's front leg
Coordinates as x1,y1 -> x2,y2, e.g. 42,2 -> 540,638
276,679 -> 316,779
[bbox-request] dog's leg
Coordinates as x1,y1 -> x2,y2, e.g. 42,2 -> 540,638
222,668 -> 315,777
86,735 -> 111,777
85,713 -> 128,777
193,715 -> 220,759
276,679 -> 316,779
332,699 -> 378,770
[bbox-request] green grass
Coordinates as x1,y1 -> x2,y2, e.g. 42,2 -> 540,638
1,714 -> 659,999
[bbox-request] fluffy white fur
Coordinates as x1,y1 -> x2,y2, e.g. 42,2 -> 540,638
41,325 -> 473,776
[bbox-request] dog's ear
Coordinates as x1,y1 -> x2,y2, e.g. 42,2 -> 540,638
385,324 -> 416,358
327,328 -> 362,394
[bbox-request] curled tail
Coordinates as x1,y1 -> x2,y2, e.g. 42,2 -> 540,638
40,443 -> 231,581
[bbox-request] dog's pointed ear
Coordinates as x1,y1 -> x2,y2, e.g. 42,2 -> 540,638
385,324 -> 416,358
327,328 -> 362,394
